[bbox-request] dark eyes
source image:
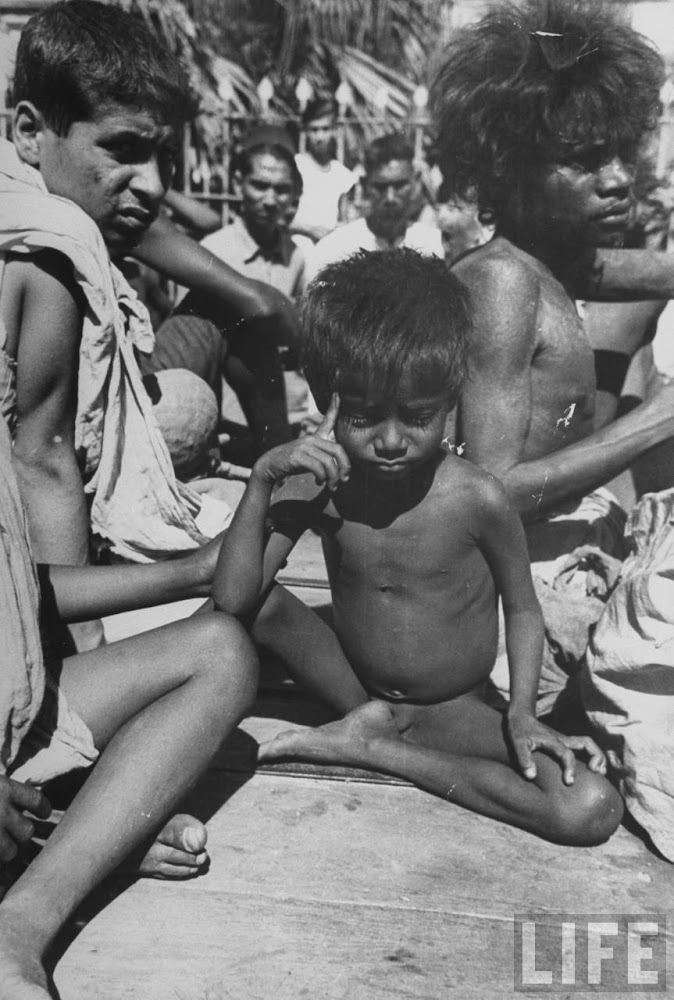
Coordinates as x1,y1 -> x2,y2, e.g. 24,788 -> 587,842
342,411 -> 436,429
562,148 -> 636,174
105,140 -> 178,169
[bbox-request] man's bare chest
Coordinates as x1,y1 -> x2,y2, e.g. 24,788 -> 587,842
531,284 -> 596,422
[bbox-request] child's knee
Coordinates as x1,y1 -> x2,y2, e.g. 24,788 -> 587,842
545,769 -> 623,847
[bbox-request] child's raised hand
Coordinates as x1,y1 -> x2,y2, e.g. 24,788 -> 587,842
507,712 -> 607,786
254,394 -> 350,491
0,776 -> 51,861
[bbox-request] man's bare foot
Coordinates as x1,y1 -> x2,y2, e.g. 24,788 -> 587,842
0,911 -> 52,999
123,814 -> 208,879
258,700 -> 400,767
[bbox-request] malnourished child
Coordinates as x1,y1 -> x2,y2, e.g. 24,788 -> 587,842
214,248 -> 624,846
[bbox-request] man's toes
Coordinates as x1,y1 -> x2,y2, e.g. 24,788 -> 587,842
145,860 -> 203,880
156,814 -> 207,854
138,842 -> 208,878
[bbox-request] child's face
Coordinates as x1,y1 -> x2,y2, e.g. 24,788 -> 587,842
335,373 -> 450,480
36,102 -> 177,255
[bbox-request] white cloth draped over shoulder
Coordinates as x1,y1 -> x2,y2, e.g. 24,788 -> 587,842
0,139 -> 232,562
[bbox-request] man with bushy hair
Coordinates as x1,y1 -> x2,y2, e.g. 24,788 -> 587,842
431,0 -> 674,713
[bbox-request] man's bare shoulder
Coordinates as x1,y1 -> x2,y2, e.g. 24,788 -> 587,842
453,236 -> 542,291
451,240 -> 546,359
5,248 -> 81,300
2,250 -> 83,355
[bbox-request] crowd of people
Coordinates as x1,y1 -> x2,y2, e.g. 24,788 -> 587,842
2,0 -> 674,995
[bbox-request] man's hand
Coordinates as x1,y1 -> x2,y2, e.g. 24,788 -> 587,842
0,777 -> 51,862
241,280 -> 301,353
507,711 -> 606,785
254,394 -> 350,491
182,529 -> 228,593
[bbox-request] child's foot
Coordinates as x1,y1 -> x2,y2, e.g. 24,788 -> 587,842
258,700 -> 400,768
124,814 -> 208,879
0,911 -> 51,999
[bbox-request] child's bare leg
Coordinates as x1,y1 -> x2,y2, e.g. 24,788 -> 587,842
0,612 -> 257,999
252,584 -> 368,714
261,693 -> 623,847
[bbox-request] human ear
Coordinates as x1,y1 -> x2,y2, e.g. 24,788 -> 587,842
12,101 -> 47,166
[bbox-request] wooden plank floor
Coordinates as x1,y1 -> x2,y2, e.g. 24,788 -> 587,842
51,530 -> 674,999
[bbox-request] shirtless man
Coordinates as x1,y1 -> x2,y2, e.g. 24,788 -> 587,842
432,0 -> 674,521
430,0 -> 674,710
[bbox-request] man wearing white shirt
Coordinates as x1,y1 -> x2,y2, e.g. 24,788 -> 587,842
292,99 -> 356,243
306,133 -> 443,282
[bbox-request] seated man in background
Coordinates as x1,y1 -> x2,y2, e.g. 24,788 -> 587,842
142,127 -> 307,457
307,133 -> 443,281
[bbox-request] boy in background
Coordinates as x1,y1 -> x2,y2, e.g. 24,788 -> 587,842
291,98 -> 356,243
213,250 -> 623,846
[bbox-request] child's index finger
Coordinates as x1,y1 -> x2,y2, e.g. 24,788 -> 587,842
316,393 -> 340,440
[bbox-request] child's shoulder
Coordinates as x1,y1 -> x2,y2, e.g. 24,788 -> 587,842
434,451 -> 511,515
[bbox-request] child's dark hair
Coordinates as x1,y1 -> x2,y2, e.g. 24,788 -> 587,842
301,249 -> 470,412
13,0 -> 195,135
430,0 -> 663,222
364,133 -> 414,175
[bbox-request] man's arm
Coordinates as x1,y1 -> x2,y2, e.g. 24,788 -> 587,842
11,252 -> 88,565
163,189 -> 221,236
133,214 -> 300,351
42,532 -> 223,622
567,247 -> 674,301
456,256 -> 674,518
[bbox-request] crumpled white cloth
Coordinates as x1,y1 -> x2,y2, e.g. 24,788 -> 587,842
0,138 -> 232,561
0,414 -> 44,773
581,487 -> 674,861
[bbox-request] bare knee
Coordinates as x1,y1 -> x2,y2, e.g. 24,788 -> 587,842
190,612 -> 258,713
544,769 -> 624,847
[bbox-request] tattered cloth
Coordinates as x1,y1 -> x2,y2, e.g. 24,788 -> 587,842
582,488 -> 674,862
0,139 -> 232,561
0,414 -> 44,773
490,489 -> 628,716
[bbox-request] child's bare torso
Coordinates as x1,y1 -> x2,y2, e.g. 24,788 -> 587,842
314,453 -> 499,703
